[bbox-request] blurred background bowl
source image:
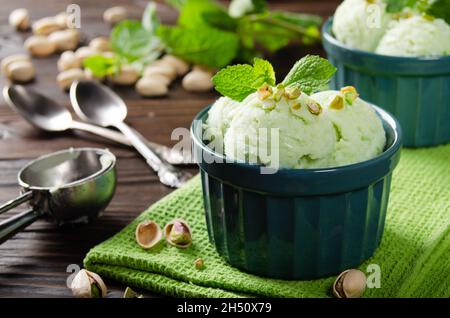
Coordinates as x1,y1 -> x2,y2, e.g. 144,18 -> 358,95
322,18 -> 450,148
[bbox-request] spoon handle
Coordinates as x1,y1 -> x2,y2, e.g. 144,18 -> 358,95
115,121 -> 192,188
70,120 -> 133,146
70,121 -> 193,165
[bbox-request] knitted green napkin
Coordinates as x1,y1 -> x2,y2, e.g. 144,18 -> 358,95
84,144 -> 450,298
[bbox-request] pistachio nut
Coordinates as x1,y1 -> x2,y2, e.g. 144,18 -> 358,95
70,269 -> 107,298
9,8 -> 30,31
48,29 -> 80,52
24,35 -> 57,57
306,101 -> 322,115
332,269 -> 366,298
257,83 -> 272,101
273,83 -> 285,102
135,77 -> 169,97
32,17 -> 63,35
135,220 -> 163,249
75,46 -> 99,64
108,64 -> 139,85
56,68 -> 85,91
103,6 -> 128,25
57,51 -> 81,71
194,258 -> 205,270
164,219 -> 192,248
123,287 -> 143,298
161,55 -> 190,76
329,94 -> 344,110
261,99 -> 276,110
340,86 -> 359,105
89,37 -> 111,52
144,63 -> 177,80
291,101 -> 301,110
182,70 -> 213,93
6,60 -> 35,83
1,54 -> 30,74
285,86 -> 301,100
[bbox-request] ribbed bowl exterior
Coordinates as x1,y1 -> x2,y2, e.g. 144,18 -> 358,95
322,19 -> 450,147
201,170 -> 392,280
192,105 -> 401,280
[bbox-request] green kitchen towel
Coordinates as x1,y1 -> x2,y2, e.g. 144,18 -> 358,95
84,145 -> 450,298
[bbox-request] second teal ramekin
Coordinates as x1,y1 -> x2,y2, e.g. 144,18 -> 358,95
322,18 -> 450,147
191,105 -> 402,280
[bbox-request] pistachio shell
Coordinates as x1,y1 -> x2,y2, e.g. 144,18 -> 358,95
89,37 -> 111,52
161,55 -> 190,76
70,269 -> 107,298
56,68 -> 85,90
6,60 -> 35,83
32,17 -> 63,35
49,29 -> 79,51
57,51 -> 81,71
182,70 -> 213,93
332,269 -> 366,298
144,63 -> 177,80
9,8 -> 30,31
24,35 -> 57,57
1,54 -> 30,74
164,219 -> 192,248
135,220 -> 162,249
103,6 -> 128,24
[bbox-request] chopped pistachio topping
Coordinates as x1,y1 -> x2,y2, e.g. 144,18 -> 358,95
194,258 -> 205,270
340,86 -> 358,105
285,87 -> 302,99
261,99 -> 276,110
329,94 -> 344,110
307,101 -> 322,115
273,84 -> 285,102
291,101 -> 302,110
257,83 -> 272,101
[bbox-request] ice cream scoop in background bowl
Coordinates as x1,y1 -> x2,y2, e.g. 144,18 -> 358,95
322,18 -> 450,147
191,104 -> 402,280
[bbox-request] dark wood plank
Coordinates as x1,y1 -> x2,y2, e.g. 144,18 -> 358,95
0,0 -> 340,298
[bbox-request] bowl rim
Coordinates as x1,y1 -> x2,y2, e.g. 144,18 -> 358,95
191,103 -> 402,176
322,17 -> 450,63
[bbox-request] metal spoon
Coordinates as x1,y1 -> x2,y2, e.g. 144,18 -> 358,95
3,85 -> 191,165
70,80 -> 192,188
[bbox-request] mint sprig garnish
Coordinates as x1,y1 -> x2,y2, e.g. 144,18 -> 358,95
212,58 -> 275,101
212,55 -> 336,101
282,55 -> 336,95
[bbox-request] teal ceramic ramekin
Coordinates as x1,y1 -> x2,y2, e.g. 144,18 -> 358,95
322,18 -> 450,147
191,105 -> 402,280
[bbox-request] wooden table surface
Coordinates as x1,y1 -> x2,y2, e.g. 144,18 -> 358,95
0,0 -> 339,297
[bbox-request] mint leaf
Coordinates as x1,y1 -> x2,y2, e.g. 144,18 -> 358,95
178,0 -> 227,28
111,20 -> 161,63
212,58 -> 275,101
253,58 -> 276,86
157,25 -> 239,68
281,55 -> 336,95
426,0 -> 450,24
83,54 -> 120,77
142,2 -> 159,33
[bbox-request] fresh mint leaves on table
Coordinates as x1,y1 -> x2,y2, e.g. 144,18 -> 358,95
385,0 -> 450,24
212,55 -> 336,102
83,0 -> 322,77
159,0 -> 322,68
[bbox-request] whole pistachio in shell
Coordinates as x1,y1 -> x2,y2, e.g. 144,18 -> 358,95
70,269 -> 107,298
135,220 -> 162,249
332,269 -> 366,298
164,219 -> 192,248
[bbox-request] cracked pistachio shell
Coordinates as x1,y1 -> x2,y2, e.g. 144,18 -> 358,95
135,220 -> 162,249
332,269 -> 366,298
70,269 -> 107,298
164,219 -> 192,248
